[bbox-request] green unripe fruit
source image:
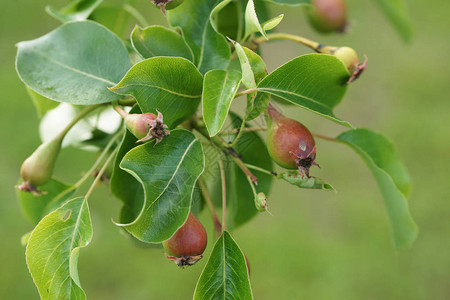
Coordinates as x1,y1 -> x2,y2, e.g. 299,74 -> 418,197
308,0 -> 347,34
316,45 -> 367,83
163,212 -> 207,268
18,136 -> 62,194
267,104 -> 318,178
332,46 -> 359,72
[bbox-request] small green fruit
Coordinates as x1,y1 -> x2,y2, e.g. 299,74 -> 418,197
307,0 -> 347,34
17,136 -> 62,195
163,212 -> 207,268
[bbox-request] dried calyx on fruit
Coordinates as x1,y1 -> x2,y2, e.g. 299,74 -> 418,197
317,45 -> 368,83
162,212 -> 207,268
16,135 -> 63,195
151,0 -> 184,14
114,106 -> 170,144
308,0 -> 347,34
266,103 -> 319,178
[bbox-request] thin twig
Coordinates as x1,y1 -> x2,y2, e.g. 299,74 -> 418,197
85,146 -> 119,201
312,133 -> 338,142
218,159 -> 227,233
220,126 -> 268,135
198,177 -> 222,237
234,88 -> 257,98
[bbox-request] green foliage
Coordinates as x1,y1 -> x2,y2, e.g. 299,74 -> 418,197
228,113 -> 273,228
278,173 -> 334,190
13,0 -> 419,298
194,231 -> 253,299
203,69 -> 242,137
372,0 -> 413,43
338,129 -> 417,249
46,0 -> 103,23
118,130 -> 204,243
110,106 -> 144,224
17,179 -> 75,225
131,25 -> 193,61
258,54 -> 351,127
167,0 -> 231,74
26,197 -> 92,300
16,21 -> 130,105
110,57 -> 203,128
26,87 -> 59,117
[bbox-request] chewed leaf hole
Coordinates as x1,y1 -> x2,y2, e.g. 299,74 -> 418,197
61,210 -> 72,222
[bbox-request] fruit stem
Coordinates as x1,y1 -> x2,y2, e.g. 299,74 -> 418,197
85,144 -> 120,201
113,103 -> 129,119
227,116 -> 247,148
252,33 -> 321,52
43,130 -> 124,209
57,104 -> 103,139
218,159 -> 227,232
198,177 -> 222,237
235,88 -> 257,98
219,126 -> 268,134
117,97 -> 137,106
192,124 -> 258,185
312,132 -> 338,142
245,163 -> 277,177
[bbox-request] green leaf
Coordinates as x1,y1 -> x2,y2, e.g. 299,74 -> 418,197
118,130 -> 205,243
212,0 -> 243,41
110,57 -> 203,128
110,106 -> 144,224
26,197 -> 92,300
46,0 -> 103,23
265,0 -> 310,6
167,0 -> 231,74
16,21 -> 130,105
233,41 -> 270,120
228,113 -> 273,227
245,0 -> 266,38
372,0 -> 413,43
337,128 -> 417,249
17,178 -> 75,225
262,14 -> 284,32
194,231 -> 253,300
203,69 -> 242,137
26,86 -> 60,117
257,54 -> 351,127
277,172 -> 334,190
89,5 -> 139,39
130,25 -> 193,61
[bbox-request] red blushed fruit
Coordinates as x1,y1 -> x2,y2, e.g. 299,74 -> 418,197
308,0 -> 347,33
162,212 -> 207,268
267,104 -> 319,178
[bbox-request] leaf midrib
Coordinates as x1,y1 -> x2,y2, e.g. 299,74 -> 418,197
30,49 -> 116,86
115,82 -> 201,98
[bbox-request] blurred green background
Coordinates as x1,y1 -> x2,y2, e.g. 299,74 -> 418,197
1,0 -> 449,299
